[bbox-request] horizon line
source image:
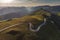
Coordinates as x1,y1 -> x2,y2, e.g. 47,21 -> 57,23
0,3 -> 60,7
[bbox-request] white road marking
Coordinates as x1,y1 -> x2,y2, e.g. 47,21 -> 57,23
29,18 -> 46,32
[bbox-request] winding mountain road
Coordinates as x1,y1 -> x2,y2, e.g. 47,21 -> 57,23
29,18 -> 46,32
0,23 -> 22,33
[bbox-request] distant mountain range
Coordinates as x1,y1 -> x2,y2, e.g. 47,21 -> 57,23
32,5 -> 60,13
0,6 -> 60,20
0,7 -> 32,20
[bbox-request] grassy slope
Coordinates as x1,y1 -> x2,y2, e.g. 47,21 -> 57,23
0,10 -> 60,40
0,15 -> 43,31
57,12 -> 60,16
0,15 -> 44,40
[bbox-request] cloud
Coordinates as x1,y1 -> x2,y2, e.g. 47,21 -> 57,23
0,0 -> 60,4
0,0 -> 60,6
17,0 -> 60,4
15,0 -> 60,6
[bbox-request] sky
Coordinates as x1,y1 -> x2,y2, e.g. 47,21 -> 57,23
0,0 -> 60,7
17,0 -> 60,3
11,0 -> 60,4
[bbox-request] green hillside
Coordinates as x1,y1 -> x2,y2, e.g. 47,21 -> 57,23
0,15 -> 44,40
0,10 -> 60,40
57,12 -> 60,16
